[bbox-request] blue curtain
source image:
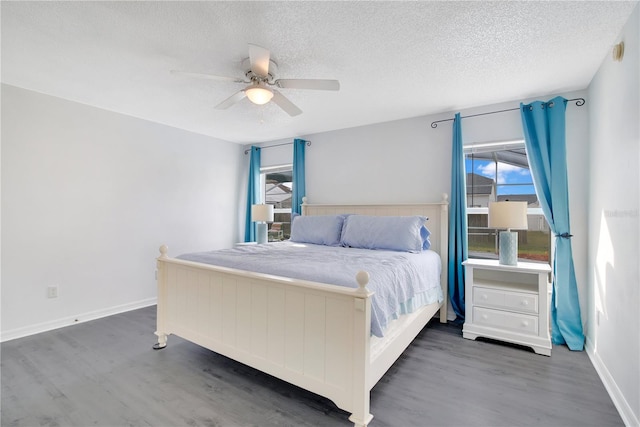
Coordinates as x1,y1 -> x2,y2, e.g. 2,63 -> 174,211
244,146 -> 261,242
292,139 -> 306,215
448,113 -> 468,321
521,96 -> 584,351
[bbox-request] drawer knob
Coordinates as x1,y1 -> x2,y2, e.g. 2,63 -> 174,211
482,314 -> 489,320
482,294 -> 488,300
521,300 -> 529,306
521,320 -> 529,327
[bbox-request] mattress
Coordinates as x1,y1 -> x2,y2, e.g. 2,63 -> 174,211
178,242 -> 443,337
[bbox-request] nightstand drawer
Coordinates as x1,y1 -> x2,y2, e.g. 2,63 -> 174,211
473,287 -> 538,315
473,307 -> 539,335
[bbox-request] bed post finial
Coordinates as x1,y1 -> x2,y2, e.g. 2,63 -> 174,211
442,193 -> 449,203
355,271 -> 370,293
302,196 -> 308,205
159,245 -> 169,259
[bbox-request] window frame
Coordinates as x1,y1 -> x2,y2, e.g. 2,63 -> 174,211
260,164 -> 293,241
464,140 -> 551,264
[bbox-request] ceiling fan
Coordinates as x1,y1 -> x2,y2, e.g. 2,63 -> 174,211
171,44 -> 340,117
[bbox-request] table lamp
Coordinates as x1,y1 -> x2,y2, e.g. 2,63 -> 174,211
252,204 -> 274,244
488,201 -> 528,266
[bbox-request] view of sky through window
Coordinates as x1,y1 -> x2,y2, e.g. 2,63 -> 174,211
465,158 -> 535,196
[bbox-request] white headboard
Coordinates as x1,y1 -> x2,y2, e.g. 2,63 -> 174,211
301,195 -> 449,256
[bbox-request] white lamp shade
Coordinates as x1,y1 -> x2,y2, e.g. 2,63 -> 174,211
245,84 -> 274,105
488,201 -> 528,230
251,204 -> 274,222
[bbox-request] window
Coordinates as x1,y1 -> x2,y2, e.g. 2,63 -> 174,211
261,165 -> 292,241
465,140 -> 550,263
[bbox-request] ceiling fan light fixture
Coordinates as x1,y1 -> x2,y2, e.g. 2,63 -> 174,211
245,84 -> 274,105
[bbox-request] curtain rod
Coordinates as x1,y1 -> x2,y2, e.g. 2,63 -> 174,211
244,140 -> 311,155
430,98 -> 586,129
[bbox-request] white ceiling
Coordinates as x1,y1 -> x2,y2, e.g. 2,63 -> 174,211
2,1 -> 637,144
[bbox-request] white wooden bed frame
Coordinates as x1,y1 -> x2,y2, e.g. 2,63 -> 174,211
154,195 -> 449,426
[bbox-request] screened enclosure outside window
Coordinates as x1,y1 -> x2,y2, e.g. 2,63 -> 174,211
465,141 -> 550,263
261,165 -> 292,241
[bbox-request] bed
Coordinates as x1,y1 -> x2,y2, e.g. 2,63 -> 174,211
154,195 -> 449,426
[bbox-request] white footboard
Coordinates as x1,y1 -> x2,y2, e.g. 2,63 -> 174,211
155,246 -> 374,426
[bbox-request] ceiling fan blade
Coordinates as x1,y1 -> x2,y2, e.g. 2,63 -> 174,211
170,70 -> 244,83
275,79 -> 340,91
215,90 -> 247,110
271,90 -> 302,116
248,43 -> 271,76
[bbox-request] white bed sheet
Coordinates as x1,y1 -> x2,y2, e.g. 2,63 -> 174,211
178,242 -> 443,337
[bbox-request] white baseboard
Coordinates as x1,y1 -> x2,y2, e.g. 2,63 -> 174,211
1,297 -> 157,343
586,337 -> 640,427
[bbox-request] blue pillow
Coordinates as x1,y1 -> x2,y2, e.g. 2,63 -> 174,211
341,215 -> 429,253
290,215 -> 345,246
421,225 -> 431,250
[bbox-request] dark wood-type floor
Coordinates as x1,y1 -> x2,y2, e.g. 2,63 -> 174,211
2,306 -> 622,427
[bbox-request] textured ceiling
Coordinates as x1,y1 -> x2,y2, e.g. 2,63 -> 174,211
2,1 -> 637,143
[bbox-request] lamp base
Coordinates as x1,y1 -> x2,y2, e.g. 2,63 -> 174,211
256,222 -> 268,244
499,231 -> 518,266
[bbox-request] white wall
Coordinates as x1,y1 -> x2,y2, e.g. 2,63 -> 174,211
250,89 -> 589,326
586,4 -> 640,426
1,84 -> 244,341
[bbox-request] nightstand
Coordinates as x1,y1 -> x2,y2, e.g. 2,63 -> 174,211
462,259 -> 552,356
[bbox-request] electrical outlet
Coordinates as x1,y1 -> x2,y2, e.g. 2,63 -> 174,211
47,285 -> 58,298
